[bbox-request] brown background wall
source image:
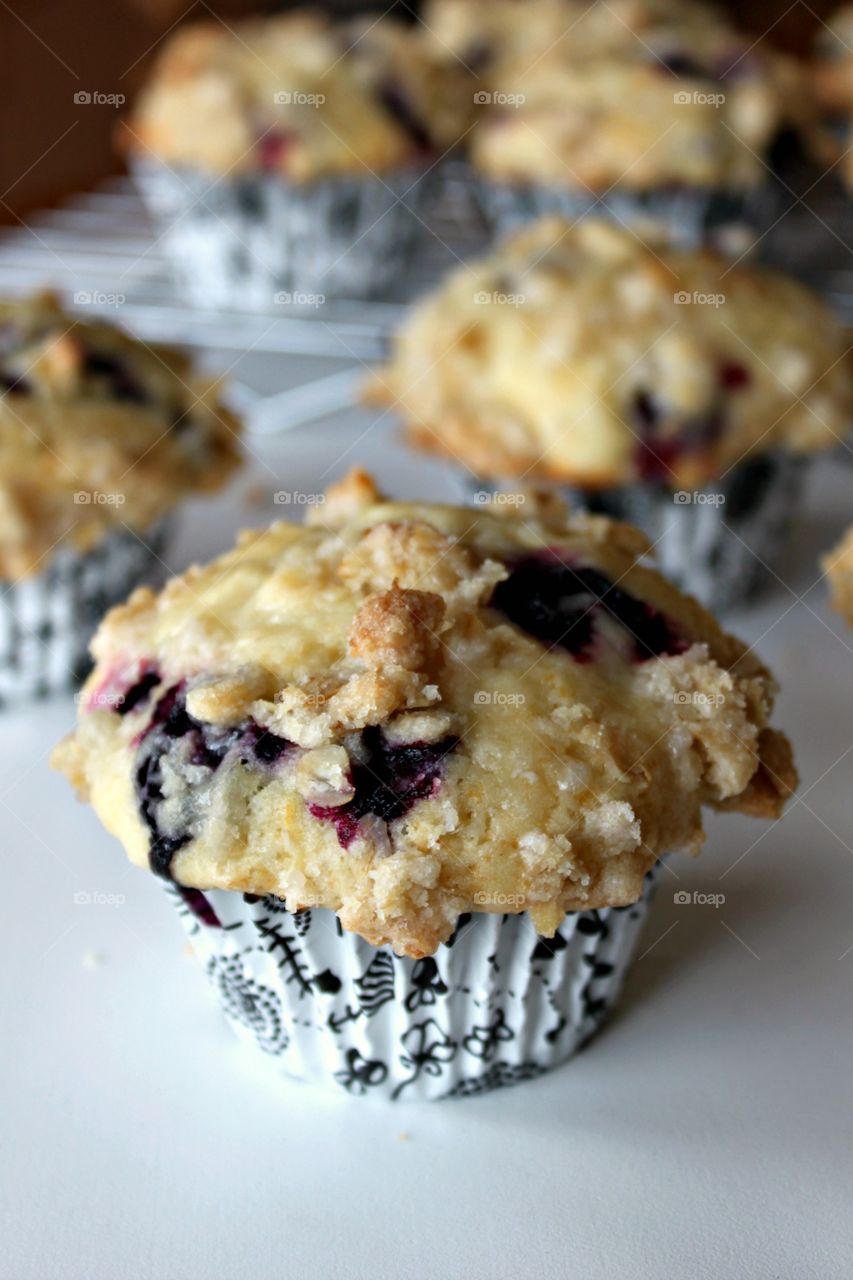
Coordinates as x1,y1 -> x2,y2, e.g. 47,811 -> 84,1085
0,0 -> 835,224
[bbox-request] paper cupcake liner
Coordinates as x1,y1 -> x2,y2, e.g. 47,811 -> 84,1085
132,158 -> 438,307
468,452 -> 806,613
472,177 -> 779,247
0,515 -> 174,704
166,864 -> 660,1101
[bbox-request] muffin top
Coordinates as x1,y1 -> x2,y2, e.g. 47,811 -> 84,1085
54,469 -> 796,958
123,11 -> 471,180
0,293 -> 241,578
425,0 -> 806,190
823,524 -> 853,624
369,217 -> 852,489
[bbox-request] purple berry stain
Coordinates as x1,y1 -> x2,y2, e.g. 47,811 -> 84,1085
377,80 -> 432,152
309,726 -> 458,849
177,886 -> 222,928
134,683 -> 291,879
632,386 -> 729,482
490,550 -> 687,663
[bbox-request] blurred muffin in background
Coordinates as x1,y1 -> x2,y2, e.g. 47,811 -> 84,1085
812,7 -> 853,186
0,292 -> 241,701
423,0 -> 812,242
122,11 -> 473,307
369,217 -> 852,609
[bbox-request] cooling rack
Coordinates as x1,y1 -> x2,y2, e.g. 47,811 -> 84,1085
0,165 -> 848,436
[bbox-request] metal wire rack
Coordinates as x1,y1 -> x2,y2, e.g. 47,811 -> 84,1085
0,166 -> 848,436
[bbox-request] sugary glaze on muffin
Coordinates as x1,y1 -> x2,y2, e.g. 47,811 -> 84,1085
0,292 -> 241,578
424,0 -> 808,191
54,469 -> 796,958
823,525 -> 853,624
368,218 -> 852,489
122,11 -> 471,180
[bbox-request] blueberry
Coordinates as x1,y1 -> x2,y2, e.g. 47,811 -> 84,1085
134,683 -> 292,878
84,351 -> 151,405
719,361 -> 751,390
376,80 -> 432,152
659,52 -> 710,78
0,372 -> 30,396
490,551 -> 686,662
116,668 -> 160,716
310,726 -> 458,849
632,388 -> 726,482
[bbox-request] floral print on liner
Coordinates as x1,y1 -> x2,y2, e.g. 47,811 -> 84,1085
167,866 -> 660,1101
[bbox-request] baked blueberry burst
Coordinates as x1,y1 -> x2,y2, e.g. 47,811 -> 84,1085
126,675 -> 459,873
133,682 -> 291,878
309,727 -> 458,849
490,550 -> 687,663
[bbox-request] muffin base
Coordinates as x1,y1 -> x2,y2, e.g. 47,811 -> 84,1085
468,453 -> 805,612
168,865 -> 661,1101
473,178 -> 777,247
133,159 -> 437,307
0,516 -> 174,704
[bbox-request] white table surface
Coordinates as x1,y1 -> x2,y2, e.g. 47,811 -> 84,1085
3,365 -> 852,1280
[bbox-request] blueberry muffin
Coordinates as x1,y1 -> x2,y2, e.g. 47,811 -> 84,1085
123,11 -> 472,305
813,7 -> 853,188
369,217 -> 852,608
424,0 -> 809,239
0,292 -> 241,699
54,469 -> 795,1097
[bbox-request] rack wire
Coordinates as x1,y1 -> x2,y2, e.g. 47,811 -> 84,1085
0,166 -> 848,436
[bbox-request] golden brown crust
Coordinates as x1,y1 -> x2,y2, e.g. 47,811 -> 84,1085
53,470 -> 795,957
371,218 -> 853,489
124,12 -> 472,180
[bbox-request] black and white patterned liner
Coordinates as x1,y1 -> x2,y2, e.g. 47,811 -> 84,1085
167,865 -> 660,1101
468,452 -> 805,613
0,515 -> 174,704
473,178 -> 778,248
133,159 -> 438,308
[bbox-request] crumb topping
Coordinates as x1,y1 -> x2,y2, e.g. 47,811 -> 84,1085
53,469 -> 796,957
